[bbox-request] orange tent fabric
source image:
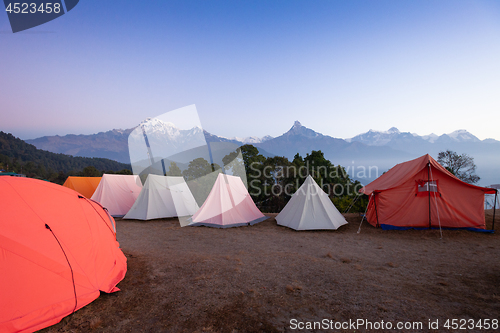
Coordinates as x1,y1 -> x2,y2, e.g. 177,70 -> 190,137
360,154 -> 495,229
0,177 -> 127,333
63,176 -> 102,198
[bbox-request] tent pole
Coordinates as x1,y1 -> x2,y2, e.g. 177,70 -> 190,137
493,190 -> 498,231
207,142 -> 217,173
141,125 -> 155,166
374,192 -> 380,227
428,162 -> 431,229
161,159 -> 167,176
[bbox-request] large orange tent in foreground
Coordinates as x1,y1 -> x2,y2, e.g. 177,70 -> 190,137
360,154 -> 496,230
0,177 -> 127,333
62,176 -> 102,198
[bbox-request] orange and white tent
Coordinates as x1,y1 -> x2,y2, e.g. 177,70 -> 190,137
188,173 -> 268,228
63,176 -> 102,198
0,177 -> 127,333
360,154 -> 496,230
91,174 -> 143,217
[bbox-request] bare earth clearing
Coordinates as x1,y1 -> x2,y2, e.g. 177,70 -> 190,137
41,211 -> 500,333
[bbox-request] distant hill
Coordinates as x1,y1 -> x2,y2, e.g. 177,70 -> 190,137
0,131 -> 131,179
26,128 -> 133,164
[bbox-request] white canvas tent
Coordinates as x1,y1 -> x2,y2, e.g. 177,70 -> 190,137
276,175 -> 348,230
90,174 -> 143,217
123,175 -> 199,220
188,173 -> 268,228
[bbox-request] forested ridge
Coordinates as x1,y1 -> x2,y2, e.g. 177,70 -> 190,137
0,131 -> 131,183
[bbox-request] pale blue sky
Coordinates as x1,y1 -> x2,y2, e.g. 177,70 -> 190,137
1,0 -> 500,140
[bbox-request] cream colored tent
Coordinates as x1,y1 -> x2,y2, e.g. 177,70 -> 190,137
276,175 -> 347,230
91,174 -> 143,217
124,175 -> 199,220
188,173 -> 268,228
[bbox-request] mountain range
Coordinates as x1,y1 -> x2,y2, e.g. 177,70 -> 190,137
25,120 -> 500,186
348,127 -> 486,147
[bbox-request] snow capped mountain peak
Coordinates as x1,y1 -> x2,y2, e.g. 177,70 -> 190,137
226,135 -> 274,144
135,118 -> 204,143
140,117 -> 172,127
449,129 -> 468,136
421,133 -> 439,143
349,127 -> 485,146
484,138 -> 500,143
111,128 -> 128,135
365,127 -> 399,135
139,118 -> 180,138
286,121 -> 321,138
189,126 -> 203,134
349,128 -> 403,146
447,129 -> 480,142
261,135 -> 273,142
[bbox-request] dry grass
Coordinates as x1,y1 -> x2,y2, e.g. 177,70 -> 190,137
39,212 -> 500,332
89,317 -> 103,330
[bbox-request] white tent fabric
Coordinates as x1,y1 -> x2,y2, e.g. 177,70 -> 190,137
123,175 -> 199,220
90,174 -> 143,217
188,173 -> 268,228
276,175 -> 348,230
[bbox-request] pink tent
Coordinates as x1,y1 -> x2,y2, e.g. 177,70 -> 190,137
188,174 -> 268,228
91,174 -> 143,217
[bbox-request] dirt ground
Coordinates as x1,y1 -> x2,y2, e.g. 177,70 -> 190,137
41,211 -> 500,333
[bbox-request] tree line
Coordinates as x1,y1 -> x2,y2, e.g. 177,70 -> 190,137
174,145 -> 368,213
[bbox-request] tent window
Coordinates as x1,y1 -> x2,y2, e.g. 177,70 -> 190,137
417,180 -> 437,193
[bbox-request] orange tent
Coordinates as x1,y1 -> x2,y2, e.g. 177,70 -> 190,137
63,176 -> 102,198
360,154 -> 496,230
0,177 -> 127,333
